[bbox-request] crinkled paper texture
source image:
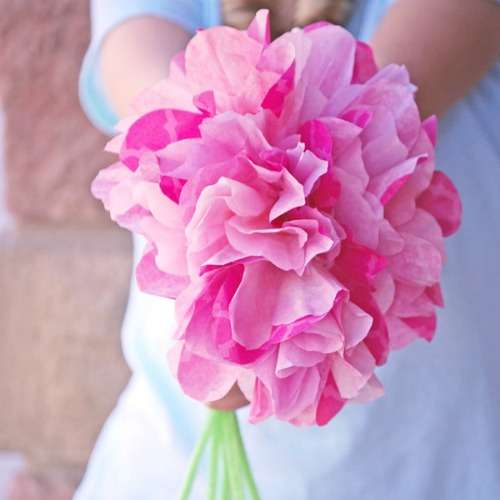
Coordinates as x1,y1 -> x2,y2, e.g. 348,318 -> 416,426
92,9 -> 462,426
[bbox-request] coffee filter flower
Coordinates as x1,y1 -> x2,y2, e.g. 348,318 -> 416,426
92,9 -> 462,426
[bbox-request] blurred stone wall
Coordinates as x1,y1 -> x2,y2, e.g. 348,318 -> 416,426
0,0 -> 131,485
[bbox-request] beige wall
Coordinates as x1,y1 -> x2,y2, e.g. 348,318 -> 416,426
0,0 -> 131,484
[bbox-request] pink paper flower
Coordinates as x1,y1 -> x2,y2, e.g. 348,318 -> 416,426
92,10 -> 461,425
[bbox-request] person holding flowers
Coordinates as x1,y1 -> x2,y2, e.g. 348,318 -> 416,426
70,1 -> 500,499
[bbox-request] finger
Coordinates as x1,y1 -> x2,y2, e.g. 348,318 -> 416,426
207,383 -> 249,411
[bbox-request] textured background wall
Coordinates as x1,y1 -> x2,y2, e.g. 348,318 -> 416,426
0,0 -> 132,491
0,0 -> 109,223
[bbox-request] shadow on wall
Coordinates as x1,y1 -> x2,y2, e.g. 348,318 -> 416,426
0,0 -> 132,492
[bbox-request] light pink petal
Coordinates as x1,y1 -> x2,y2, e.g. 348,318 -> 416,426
389,233 -> 442,287
398,207 -> 445,257
249,379 -> 274,423
386,315 -> 421,350
273,264 -> 344,325
136,246 -> 189,298
340,302 -> 374,349
276,341 -> 325,374
91,162 -> 134,209
185,26 -> 287,114
377,220 -> 405,256
321,116 -> 364,158
140,217 -> 188,276
304,24 -> 357,98
331,353 -> 368,399
247,9 -> 271,45
287,147 -> 329,196
334,171 -> 381,249
268,168 -> 305,221
226,216 -> 308,271
361,108 -> 410,176
170,344 -> 238,402
371,271 -> 396,314
229,261 -> 281,349
352,374 -> 384,403
293,324 -> 343,354
369,155 -> 426,205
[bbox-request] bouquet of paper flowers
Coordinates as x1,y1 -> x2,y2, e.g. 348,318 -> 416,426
92,9 -> 461,499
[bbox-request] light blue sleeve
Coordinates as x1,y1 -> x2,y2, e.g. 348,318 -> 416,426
79,0 -> 221,135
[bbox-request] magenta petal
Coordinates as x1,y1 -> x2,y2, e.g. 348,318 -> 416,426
417,171 -> 462,237
121,109 -> 203,170
300,119 -> 333,161
262,63 -> 295,117
402,314 -> 437,342
159,175 -> 186,204
304,21 -> 331,33
422,115 -> 438,146
426,282 -> 444,307
352,41 -> 378,84
335,239 -> 387,285
316,372 -> 345,426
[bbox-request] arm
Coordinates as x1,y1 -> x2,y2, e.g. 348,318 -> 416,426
99,17 -> 191,117
370,0 -> 500,118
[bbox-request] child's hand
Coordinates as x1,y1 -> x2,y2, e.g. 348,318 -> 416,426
207,384 -> 249,411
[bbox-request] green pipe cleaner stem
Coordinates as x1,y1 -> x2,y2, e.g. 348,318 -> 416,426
228,412 -> 261,500
177,409 -> 261,500
221,427 -> 231,500
208,411 -> 221,500
177,410 -> 216,500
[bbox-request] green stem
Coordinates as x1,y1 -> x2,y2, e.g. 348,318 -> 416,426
226,412 -> 246,500
208,412 -> 221,500
221,413 -> 238,498
177,411 -> 216,500
229,412 -> 261,500
177,409 -> 261,500
221,430 -> 231,500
